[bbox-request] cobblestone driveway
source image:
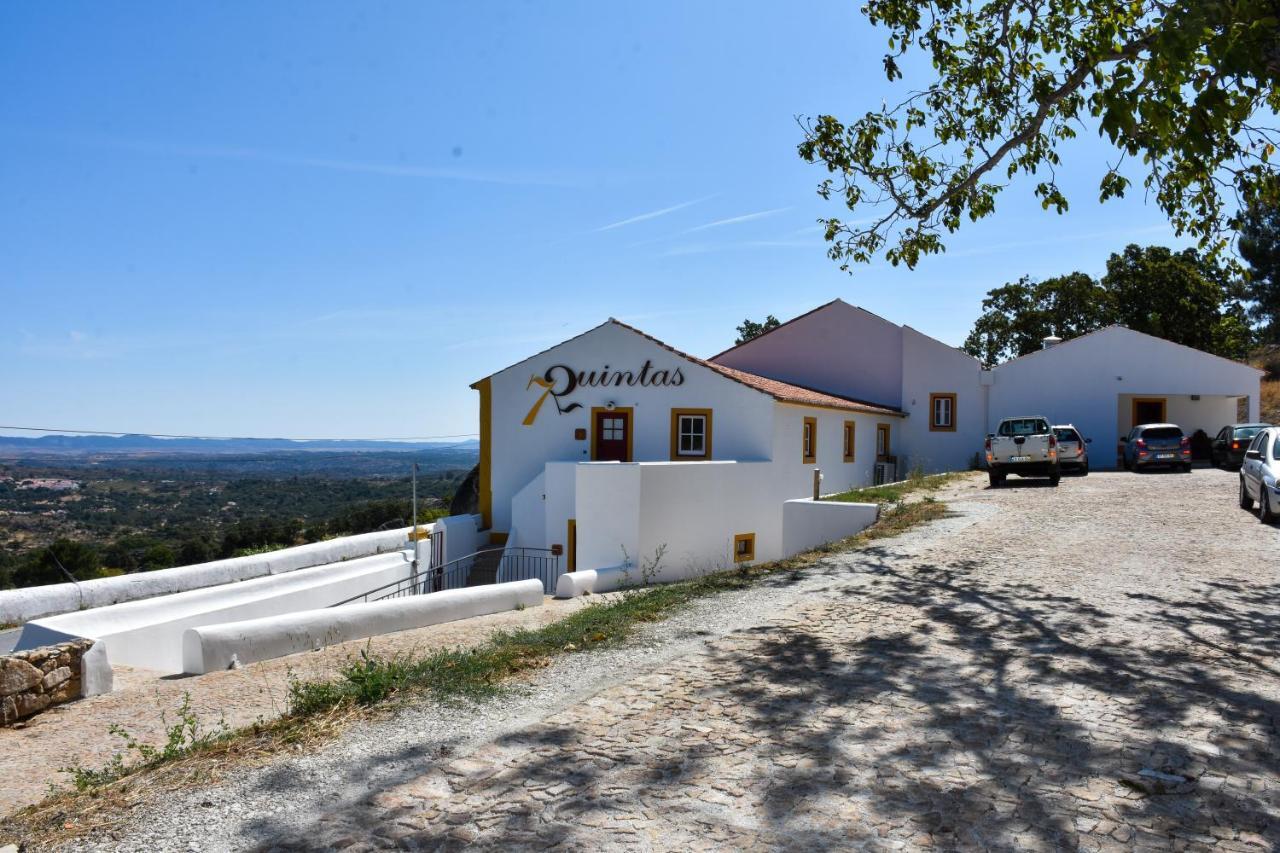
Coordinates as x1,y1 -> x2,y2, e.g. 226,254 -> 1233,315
65,469 -> 1280,851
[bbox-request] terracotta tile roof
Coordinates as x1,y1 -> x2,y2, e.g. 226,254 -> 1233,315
700,362 -> 905,417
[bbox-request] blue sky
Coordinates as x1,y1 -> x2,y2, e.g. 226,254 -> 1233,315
0,1 -> 1188,439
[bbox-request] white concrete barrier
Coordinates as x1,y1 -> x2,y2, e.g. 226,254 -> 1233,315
15,551 -> 415,674
554,564 -> 634,599
0,526 -> 419,624
182,579 -> 545,674
781,499 -> 879,556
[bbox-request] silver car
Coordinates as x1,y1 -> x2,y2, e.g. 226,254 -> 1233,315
1239,426 -> 1280,523
1053,424 -> 1090,475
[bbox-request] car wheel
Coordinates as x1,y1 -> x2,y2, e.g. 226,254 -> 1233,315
1080,462 -> 1089,477
1049,475 -> 1061,487
1261,488 -> 1276,525
988,471 -> 1002,488
1240,477 -> 1255,510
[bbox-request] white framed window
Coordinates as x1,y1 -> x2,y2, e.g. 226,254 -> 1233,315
670,408 -> 712,460
929,393 -> 956,431
677,414 -> 706,455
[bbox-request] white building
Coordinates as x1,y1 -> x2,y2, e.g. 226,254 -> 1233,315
472,300 -> 1260,581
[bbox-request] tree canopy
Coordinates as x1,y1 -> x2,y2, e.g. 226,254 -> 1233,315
799,1 -> 1280,270
1240,198 -> 1280,339
962,243 -> 1253,364
734,315 -> 781,345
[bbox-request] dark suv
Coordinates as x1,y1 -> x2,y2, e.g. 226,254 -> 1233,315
1211,423 -> 1271,470
1121,424 -> 1191,471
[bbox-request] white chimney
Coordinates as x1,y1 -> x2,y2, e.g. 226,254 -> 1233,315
1042,335 -> 1062,350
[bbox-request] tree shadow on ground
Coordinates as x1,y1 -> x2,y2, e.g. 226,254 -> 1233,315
243,541 -> 1280,851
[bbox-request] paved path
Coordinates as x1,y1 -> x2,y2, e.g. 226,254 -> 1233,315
35,469 -> 1280,850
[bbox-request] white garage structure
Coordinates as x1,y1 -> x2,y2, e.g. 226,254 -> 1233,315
988,326 -> 1261,467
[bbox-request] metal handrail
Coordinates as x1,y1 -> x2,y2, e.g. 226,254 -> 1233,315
329,546 -> 560,607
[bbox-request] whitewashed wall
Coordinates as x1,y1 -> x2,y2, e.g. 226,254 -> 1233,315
781,499 -> 879,556
899,327 -> 985,474
487,321 -> 774,533
182,579 -> 544,674
574,462 -> 644,573
711,300 -> 905,409
0,526 -> 416,625
542,462 -> 577,555
510,471 -> 546,549
15,551 -> 414,675
770,404 -> 891,496
991,327 -> 1261,468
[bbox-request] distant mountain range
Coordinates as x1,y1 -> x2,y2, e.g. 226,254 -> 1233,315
0,434 -> 479,455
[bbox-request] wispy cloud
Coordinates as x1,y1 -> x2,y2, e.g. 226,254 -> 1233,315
7,130 -> 586,187
595,196 -> 713,232
681,207 -> 790,234
660,237 -> 817,257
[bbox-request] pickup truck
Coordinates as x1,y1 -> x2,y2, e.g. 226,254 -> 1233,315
985,416 -> 1060,487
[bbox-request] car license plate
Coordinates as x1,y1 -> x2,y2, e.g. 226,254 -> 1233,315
1157,453 -> 1174,459
1010,455 -> 1031,462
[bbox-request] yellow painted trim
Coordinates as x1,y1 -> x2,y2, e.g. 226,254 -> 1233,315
928,392 -> 958,432
567,518 -> 577,573
590,406 -> 634,461
842,420 -> 856,463
802,416 -> 817,464
876,423 -> 892,461
1131,396 -> 1167,426
476,377 -> 493,529
733,532 -> 756,563
669,407 -> 714,460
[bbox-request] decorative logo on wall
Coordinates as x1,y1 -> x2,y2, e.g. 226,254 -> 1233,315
522,360 -> 686,425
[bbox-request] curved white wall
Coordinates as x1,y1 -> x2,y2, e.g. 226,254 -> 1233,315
781,499 -> 878,556
15,551 -> 415,674
182,579 -> 545,674
554,565 -> 633,599
0,526 -> 418,624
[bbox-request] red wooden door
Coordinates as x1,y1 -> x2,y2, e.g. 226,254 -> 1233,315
593,409 -> 631,461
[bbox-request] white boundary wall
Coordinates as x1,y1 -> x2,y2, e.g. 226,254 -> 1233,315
182,579 -> 544,674
570,462 -> 881,590
15,551 -> 414,674
0,526 -> 417,625
781,499 -> 879,556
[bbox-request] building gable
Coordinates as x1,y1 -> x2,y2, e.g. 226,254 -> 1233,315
710,299 -> 905,408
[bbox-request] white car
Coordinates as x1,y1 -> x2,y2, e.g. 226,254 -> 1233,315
1053,424 -> 1090,475
1239,426 -> 1280,523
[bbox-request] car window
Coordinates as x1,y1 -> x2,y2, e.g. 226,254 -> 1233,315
1263,434 -> 1274,459
999,418 -> 1048,436
1053,428 -> 1077,442
1235,426 -> 1264,440
1141,426 -> 1183,440
1249,434 -> 1265,452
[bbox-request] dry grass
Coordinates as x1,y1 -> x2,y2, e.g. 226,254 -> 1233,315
0,499 -> 951,850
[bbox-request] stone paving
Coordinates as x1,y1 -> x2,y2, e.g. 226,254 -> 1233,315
252,469 -> 1280,851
